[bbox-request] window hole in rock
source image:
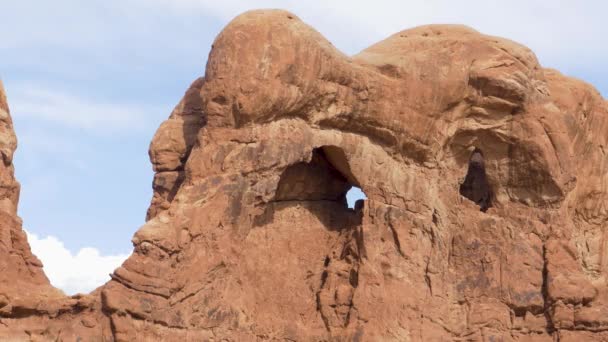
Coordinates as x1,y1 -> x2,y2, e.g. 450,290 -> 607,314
255,146 -> 368,228
459,147 -> 493,212
346,186 -> 367,210
272,145 -> 367,210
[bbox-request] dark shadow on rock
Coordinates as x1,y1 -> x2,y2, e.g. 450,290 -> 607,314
254,146 -> 364,231
459,147 -> 492,212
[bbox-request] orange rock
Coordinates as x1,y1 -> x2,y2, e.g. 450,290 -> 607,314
2,9 -> 608,341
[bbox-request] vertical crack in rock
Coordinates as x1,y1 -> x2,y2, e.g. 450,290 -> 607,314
316,258 -> 331,332
424,258 -> 433,297
385,207 -> 406,258
271,145 -> 365,333
316,224 -> 363,332
541,242 -> 555,334
459,147 -> 492,212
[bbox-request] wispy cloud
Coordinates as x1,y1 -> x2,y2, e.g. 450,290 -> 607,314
0,0 -> 211,70
150,0 -> 608,70
26,230 -> 130,295
4,1 -> 606,66
8,84 -> 153,132
3,1 -> 605,91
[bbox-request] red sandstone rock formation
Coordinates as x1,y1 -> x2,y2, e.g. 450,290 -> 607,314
2,9 -> 608,341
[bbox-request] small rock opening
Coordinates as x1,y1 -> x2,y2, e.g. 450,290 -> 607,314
318,145 -> 367,210
459,147 -> 492,212
346,187 -> 366,209
274,146 -> 365,210
260,146 -> 367,330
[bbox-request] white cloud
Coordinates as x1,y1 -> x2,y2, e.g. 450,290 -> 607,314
25,230 -> 130,295
7,84 -> 154,132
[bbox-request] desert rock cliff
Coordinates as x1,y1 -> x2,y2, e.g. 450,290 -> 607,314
2,9 -> 608,341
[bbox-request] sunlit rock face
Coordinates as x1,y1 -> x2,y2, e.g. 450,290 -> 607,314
2,9 -> 608,341
0,82 -> 47,293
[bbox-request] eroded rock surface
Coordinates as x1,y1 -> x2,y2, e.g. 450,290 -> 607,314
2,9 -> 608,341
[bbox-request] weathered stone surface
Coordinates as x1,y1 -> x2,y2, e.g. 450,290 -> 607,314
0,80 -> 19,214
2,9 -> 608,341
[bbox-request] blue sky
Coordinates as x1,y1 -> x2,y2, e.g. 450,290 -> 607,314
2,1 -> 606,294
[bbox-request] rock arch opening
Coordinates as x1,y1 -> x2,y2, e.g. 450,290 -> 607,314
459,147 -> 492,212
346,186 -> 367,209
275,146 -> 366,210
258,146 -> 367,331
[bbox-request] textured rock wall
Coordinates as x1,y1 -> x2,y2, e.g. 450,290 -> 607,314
2,9 -> 608,341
